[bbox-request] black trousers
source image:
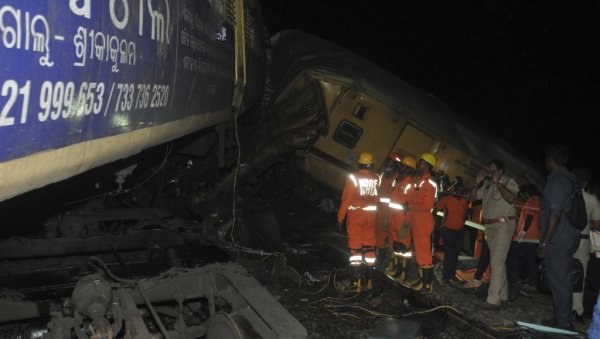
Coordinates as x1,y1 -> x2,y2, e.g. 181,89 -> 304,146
587,256 -> 600,306
442,228 -> 465,280
545,241 -> 579,326
507,241 -> 539,287
475,241 -> 490,281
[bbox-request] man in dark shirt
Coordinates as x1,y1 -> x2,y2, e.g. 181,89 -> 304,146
537,146 -> 581,331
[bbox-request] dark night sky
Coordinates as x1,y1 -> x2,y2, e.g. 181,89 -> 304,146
261,0 -> 599,177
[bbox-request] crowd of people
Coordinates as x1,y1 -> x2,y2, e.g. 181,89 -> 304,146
336,146 -> 600,334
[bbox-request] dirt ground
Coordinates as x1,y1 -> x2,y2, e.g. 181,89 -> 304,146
241,202 -> 594,339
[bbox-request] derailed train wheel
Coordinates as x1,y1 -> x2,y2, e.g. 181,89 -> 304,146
206,312 -> 258,339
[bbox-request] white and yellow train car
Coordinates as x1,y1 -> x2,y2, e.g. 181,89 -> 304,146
266,30 -> 544,192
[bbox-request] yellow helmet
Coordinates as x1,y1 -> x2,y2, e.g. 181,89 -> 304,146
401,155 -> 417,169
420,152 -> 437,167
357,152 -> 375,165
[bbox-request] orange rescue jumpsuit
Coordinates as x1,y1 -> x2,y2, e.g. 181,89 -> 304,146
407,172 -> 437,267
375,172 -> 399,249
389,175 -> 414,252
513,195 -> 540,241
338,169 -> 380,266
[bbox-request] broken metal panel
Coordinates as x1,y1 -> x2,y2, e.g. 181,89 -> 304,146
207,74 -> 328,199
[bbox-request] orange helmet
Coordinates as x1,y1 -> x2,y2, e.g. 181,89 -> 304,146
357,152 -> 375,165
401,155 -> 417,169
420,152 -> 437,167
388,152 -> 402,163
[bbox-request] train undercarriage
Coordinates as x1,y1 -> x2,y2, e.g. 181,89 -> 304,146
0,197 -> 308,339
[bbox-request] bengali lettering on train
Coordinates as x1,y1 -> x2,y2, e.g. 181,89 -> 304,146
0,0 -> 235,162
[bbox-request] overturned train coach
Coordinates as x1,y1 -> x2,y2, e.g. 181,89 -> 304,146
259,30 -> 545,193
0,1 -> 309,339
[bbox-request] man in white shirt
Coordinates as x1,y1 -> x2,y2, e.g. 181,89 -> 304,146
571,168 -> 600,323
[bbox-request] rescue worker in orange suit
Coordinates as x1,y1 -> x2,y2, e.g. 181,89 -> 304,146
375,153 -> 403,269
436,183 -> 470,284
387,155 -> 417,283
338,152 -> 380,291
406,152 -> 438,293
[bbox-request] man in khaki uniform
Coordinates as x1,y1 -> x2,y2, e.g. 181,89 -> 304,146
471,159 -> 518,309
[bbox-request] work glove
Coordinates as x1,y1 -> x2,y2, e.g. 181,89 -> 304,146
337,222 -> 344,233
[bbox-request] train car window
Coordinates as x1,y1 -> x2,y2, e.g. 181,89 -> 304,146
333,120 -> 362,148
353,104 -> 368,119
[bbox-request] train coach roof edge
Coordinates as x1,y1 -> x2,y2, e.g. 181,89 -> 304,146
268,30 -> 545,188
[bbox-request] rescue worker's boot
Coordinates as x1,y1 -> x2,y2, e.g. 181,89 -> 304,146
385,255 -> 396,275
405,259 -> 421,287
362,266 -> 375,291
392,257 -> 407,282
343,265 -> 362,293
408,267 -> 423,289
412,266 -> 434,294
422,266 -> 434,293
